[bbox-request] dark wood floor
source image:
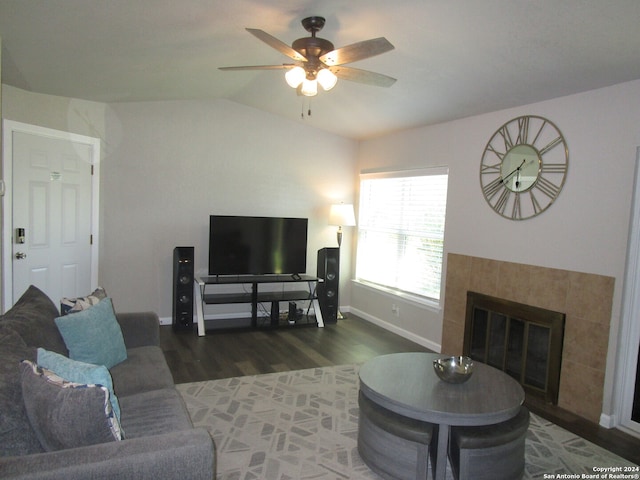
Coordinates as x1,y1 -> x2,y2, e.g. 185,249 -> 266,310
160,315 -> 640,466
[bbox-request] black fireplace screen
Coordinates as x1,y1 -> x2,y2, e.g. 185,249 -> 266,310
463,292 -> 565,404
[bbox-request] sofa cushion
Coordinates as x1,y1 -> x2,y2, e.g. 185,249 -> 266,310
110,346 -> 175,397
55,298 -> 127,369
119,388 -> 193,439
0,325 -> 42,457
60,286 -> 107,315
21,360 -> 123,451
0,285 -> 67,355
37,348 -> 121,421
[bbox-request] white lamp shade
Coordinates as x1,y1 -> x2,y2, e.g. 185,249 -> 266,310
317,68 -> 337,91
301,78 -> 318,97
329,203 -> 356,227
285,66 -> 306,88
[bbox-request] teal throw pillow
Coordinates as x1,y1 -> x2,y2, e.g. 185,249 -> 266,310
54,298 -> 127,369
37,348 -> 121,421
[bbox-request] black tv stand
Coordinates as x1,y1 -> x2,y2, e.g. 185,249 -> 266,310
195,274 -> 323,335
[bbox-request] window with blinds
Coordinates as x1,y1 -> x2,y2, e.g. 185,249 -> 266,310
355,168 -> 448,301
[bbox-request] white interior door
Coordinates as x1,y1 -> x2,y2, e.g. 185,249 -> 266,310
2,121 -> 100,310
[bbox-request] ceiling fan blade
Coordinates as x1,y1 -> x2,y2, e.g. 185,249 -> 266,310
246,28 -> 308,62
329,65 -> 396,87
320,37 -> 394,66
219,64 -> 296,71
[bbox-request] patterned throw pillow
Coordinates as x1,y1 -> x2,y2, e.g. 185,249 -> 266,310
20,360 -> 123,451
60,287 -> 107,315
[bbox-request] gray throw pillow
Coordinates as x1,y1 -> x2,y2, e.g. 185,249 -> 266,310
20,360 -> 123,451
0,326 -> 42,456
0,285 -> 67,355
37,348 -> 121,422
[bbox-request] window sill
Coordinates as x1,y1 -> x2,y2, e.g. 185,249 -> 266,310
351,279 -> 442,313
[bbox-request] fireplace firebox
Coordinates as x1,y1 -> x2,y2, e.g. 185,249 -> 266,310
463,292 -> 566,404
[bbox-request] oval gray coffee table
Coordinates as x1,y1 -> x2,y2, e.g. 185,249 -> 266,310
358,352 -> 525,480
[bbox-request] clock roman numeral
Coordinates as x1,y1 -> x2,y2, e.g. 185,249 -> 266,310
481,162 -> 501,174
511,193 -> 522,219
541,162 -> 567,174
482,177 -> 504,198
494,187 -> 511,214
496,126 -> 514,151
534,176 -> 561,199
529,190 -> 543,215
516,117 -> 529,145
530,119 -> 548,146
538,135 -> 564,156
485,144 -> 506,161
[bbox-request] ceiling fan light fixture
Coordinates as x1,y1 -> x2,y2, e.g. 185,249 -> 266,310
301,78 -> 318,96
285,66 -> 306,88
317,68 -> 337,91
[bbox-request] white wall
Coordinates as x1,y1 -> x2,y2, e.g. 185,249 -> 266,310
101,98 -> 357,317
354,79 -> 640,415
2,85 -> 108,139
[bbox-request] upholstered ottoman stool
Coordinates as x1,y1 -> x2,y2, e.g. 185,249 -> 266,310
448,405 -> 530,480
358,391 -> 434,480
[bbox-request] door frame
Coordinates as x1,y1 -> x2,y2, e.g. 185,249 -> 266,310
1,120 -> 100,312
614,146 -> 640,437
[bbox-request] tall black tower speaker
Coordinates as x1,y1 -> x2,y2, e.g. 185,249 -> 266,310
172,246 -> 194,331
317,247 -> 340,324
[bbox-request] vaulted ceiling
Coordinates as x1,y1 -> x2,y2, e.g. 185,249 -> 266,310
1,0 -> 640,140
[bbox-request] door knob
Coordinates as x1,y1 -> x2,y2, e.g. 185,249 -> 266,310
15,252 -> 27,260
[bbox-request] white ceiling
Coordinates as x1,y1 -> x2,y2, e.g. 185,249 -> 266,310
1,0 -> 640,140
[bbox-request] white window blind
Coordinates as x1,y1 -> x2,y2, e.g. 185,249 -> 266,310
355,168 -> 448,301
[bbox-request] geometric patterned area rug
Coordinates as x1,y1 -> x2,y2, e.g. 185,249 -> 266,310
177,364 -> 638,479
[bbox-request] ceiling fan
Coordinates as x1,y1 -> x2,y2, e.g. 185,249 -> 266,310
219,16 -> 396,97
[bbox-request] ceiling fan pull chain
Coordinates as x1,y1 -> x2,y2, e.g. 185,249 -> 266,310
300,98 -> 312,119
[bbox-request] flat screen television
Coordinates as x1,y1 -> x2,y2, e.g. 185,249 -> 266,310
208,215 -> 308,275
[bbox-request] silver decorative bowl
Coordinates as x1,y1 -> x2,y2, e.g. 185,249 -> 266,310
433,356 -> 474,384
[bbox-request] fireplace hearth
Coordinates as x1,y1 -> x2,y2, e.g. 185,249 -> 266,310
463,292 -> 565,404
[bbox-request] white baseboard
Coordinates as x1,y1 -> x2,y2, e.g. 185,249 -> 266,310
599,413 -> 616,429
349,307 -> 441,352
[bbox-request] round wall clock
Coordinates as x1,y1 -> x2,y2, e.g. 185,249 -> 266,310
480,115 -> 568,220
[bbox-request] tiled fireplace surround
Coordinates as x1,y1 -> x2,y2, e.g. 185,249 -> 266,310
442,253 -> 615,423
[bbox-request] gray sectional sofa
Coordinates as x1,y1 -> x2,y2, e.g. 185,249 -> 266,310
0,285 -> 215,480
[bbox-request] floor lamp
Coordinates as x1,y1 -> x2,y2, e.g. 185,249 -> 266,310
328,203 -> 356,319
